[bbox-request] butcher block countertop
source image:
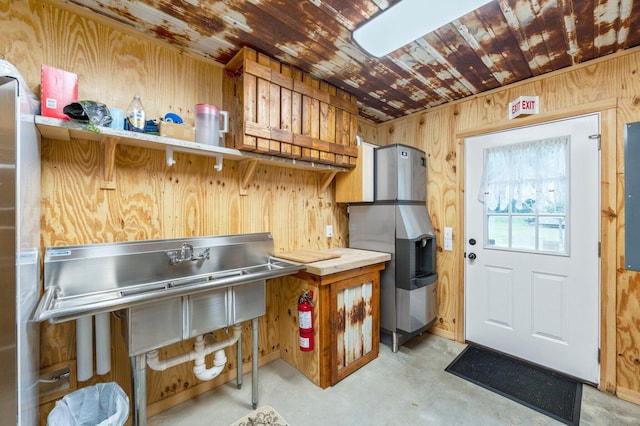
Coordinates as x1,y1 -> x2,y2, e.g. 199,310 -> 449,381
281,248 -> 390,276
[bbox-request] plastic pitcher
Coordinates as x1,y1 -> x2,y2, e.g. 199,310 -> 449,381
195,104 -> 229,146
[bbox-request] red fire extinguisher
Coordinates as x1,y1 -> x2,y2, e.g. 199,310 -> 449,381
298,290 -> 314,352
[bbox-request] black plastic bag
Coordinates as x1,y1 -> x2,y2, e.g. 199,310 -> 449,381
63,100 -> 112,126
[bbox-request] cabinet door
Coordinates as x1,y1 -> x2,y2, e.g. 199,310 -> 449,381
331,271 -> 380,384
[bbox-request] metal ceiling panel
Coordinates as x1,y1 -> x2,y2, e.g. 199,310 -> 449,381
63,0 -> 640,123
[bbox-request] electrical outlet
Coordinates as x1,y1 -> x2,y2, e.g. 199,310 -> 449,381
326,225 -> 333,238
444,239 -> 453,251
39,361 -> 76,404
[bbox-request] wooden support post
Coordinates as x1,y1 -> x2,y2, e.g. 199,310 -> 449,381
318,171 -> 337,198
101,136 -> 118,190
239,159 -> 259,196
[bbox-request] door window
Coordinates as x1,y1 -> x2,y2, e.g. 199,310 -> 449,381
480,136 -> 569,255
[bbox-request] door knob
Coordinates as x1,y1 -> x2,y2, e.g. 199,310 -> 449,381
469,238 -> 476,245
468,252 -> 477,260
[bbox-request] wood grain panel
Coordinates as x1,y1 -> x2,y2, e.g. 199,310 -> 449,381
278,276 -> 320,385
616,272 -> 640,396
418,108 -> 459,338
615,53 -> 640,394
280,64 -> 293,156
356,119 -> 379,145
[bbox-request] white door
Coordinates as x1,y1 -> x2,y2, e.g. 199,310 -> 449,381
464,114 -> 600,383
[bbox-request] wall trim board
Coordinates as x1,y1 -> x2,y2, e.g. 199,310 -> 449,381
600,108 -> 618,394
616,387 -> 640,406
429,326 -> 454,341
455,102 -> 618,392
454,129 -> 465,344
455,98 -> 618,139
378,41 -> 640,129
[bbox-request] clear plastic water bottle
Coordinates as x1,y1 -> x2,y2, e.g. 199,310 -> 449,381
126,94 -> 145,133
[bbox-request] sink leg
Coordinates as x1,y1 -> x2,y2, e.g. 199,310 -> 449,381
251,318 -> 258,409
236,333 -> 242,389
130,354 -> 147,426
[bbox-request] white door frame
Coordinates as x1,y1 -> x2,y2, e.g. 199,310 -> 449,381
454,99 -> 618,391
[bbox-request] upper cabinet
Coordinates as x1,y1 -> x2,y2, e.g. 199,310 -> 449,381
335,141 -> 376,203
222,47 -> 359,169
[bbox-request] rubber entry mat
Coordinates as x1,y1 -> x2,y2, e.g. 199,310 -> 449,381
445,345 -> 582,425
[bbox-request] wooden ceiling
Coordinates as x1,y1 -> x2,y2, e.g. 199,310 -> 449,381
64,0 -> 640,123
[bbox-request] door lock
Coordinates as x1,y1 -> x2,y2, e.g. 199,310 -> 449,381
469,238 -> 476,245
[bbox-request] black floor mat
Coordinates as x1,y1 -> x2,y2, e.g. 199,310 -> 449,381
445,345 -> 582,425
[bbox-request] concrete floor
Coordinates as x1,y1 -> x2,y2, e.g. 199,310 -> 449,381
148,333 -> 640,425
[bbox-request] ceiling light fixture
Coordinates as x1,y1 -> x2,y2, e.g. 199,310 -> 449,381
352,0 -> 491,58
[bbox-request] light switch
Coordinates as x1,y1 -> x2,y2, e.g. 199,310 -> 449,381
444,227 -> 453,251
444,227 -> 453,240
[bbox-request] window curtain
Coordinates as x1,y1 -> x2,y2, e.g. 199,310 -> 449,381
479,136 -> 569,214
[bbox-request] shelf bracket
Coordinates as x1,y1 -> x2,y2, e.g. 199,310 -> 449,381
318,171 -> 338,198
165,147 -> 176,167
213,154 -> 223,172
166,147 -> 224,172
100,137 -> 118,190
239,159 -> 259,196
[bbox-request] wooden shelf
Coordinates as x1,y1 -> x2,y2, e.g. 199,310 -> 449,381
35,115 -> 347,192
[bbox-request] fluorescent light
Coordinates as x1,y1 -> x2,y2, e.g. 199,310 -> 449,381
352,0 -> 490,58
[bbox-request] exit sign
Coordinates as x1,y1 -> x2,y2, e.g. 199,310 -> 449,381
509,96 -> 539,120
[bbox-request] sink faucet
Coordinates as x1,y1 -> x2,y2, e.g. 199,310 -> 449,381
167,243 -> 210,265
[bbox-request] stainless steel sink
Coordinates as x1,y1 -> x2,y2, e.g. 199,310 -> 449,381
34,232 -> 303,425
34,233 -> 304,323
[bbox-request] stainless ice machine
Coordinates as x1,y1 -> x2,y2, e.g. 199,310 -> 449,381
349,144 -> 437,352
375,144 -> 427,202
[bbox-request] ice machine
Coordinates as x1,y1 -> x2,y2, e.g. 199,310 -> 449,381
349,144 -> 437,352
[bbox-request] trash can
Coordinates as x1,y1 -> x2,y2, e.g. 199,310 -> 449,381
47,382 -> 129,426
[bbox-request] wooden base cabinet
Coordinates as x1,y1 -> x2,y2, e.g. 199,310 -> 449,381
279,263 -> 383,388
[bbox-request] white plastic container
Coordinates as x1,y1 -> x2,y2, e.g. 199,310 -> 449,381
195,104 -> 228,146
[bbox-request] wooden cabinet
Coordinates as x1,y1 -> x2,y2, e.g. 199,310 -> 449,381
335,141 -> 376,203
223,47 -> 359,168
279,258 -> 385,388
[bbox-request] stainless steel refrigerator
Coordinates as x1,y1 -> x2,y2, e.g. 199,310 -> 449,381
349,144 -> 437,352
0,76 -> 40,425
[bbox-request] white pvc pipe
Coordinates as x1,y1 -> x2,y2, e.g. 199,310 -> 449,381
146,324 -> 242,383
193,350 -> 227,381
76,316 -> 93,381
146,349 -> 194,371
95,312 -> 111,375
200,324 -> 243,356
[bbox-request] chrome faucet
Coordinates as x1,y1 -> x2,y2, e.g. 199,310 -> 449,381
167,243 -> 210,265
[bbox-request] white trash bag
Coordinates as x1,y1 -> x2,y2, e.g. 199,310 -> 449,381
47,382 -> 129,426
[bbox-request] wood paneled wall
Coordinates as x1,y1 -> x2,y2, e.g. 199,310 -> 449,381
2,1 -> 348,422
376,49 -> 640,404
4,0 -> 640,421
